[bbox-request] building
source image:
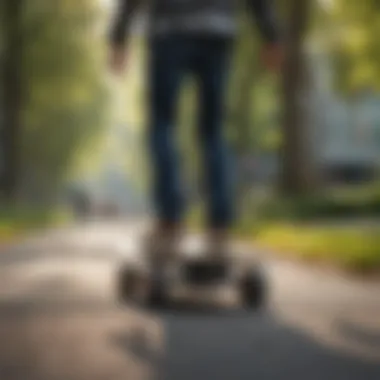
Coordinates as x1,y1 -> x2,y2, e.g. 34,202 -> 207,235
306,46 -> 380,183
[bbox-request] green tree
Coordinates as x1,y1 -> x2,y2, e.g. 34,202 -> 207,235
19,0 -> 108,203
279,0 -> 320,196
1,1 -> 24,201
0,0 -> 109,204
328,0 -> 380,93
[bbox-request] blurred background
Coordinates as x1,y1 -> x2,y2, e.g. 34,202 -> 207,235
0,0 -> 379,272
0,1 -> 379,379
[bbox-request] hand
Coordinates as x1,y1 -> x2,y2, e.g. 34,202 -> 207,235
261,43 -> 284,72
109,45 -> 128,75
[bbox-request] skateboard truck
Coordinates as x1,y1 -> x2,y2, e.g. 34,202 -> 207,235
117,253 -> 267,310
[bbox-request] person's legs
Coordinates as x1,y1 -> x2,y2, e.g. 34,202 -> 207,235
146,36 -> 187,255
193,37 -> 235,255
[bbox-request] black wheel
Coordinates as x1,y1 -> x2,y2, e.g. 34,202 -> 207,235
240,266 -> 267,309
117,265 -> 140,303
147,268 -> 169,308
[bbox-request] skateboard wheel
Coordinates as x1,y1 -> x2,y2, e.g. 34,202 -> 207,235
240,266 -> 266,309
117,265 -> 140,303
147,270 -> 168,307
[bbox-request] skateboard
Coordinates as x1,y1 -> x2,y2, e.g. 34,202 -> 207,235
116,239 -> 267,309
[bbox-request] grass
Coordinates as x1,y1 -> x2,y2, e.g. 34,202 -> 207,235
252,223 -> 380,273
187,193 -> 380,274
257,189 -> 380,221
0,204 -> 72,247
233,185 -> 380,273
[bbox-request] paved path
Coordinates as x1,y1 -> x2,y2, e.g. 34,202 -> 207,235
0,221 -> 379,380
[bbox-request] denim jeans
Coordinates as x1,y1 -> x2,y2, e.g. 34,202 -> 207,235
147,34 -> 234,228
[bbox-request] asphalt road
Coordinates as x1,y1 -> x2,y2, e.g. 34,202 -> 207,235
0,221 -> 379,380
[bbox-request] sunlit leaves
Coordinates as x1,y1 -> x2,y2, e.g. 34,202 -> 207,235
327,0 -> 380,92
19,0 -> 108,201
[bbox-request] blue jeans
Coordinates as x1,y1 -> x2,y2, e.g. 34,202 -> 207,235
147,35 -> 234,229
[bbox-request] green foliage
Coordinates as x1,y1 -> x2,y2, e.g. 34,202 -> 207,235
0,202 -> 71,243
116,36 -> 150,193
255,223 -> 380,272
258,186 -> 380,221
17,0 -> 109,202
323,0 -> 380,93
188,189 -> 380,273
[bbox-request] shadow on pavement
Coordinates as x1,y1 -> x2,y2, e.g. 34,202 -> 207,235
336,319 -> 380,351
111,301 -> 380,380
0,225 -> 379,380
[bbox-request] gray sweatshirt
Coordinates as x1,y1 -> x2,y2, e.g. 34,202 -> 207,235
110,0 -> 280,46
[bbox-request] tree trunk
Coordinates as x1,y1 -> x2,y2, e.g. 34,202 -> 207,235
1,1 -> 23,201
279,0 -> 319,196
